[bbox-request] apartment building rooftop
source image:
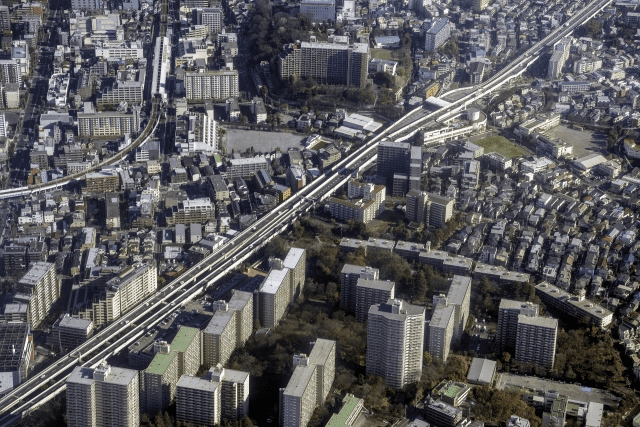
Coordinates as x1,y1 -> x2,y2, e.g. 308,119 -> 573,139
284,363 -> 317,397
145,326 -> 199,375
176,374 -> 219,392
283,247 -> 305,269
517,315 -> 558,329
17,261 -> 52,286
260,268 -> 290,294
430,304 -> 455,329
204,307 -> 234,335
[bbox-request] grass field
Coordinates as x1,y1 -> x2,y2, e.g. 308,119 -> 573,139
475,135 -> 527,158
370,48 -> 394,60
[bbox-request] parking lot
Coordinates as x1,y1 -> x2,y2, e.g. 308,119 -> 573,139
468,317 -> 496,357
223,128 -> 305,154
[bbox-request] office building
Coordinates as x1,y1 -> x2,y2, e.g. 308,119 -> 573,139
66,364 -> 139,427
515,315 -> 558,369
367,299 -> 425,388
0,6 -> 9,32
355,279 -> 395,322
497,299 -> 539,352
0,60 -> 20,85
377,140 -> 411,180
432,380 -> 471,407
185,70 -> 239,100
0,322 -> 33,386
424,398 -> 463,427
278,41 -> 369,88
300,0 -> 336,22
167,198 -> 216,225
406,191 -> 454,228
473,0 -> 489,12
176,374 -> 221,427
74,263 -> 157,327
340,264 -> 379,313
280,339 -> 336,427
210,365 -> 250,421
140,326 -> 202,414
428,303 -> 455,362
77,104 -> 141,137
16,262 -> 60,329
192,8 -> 223,34
535,282 -> 613,328
425,19 -> 451,52
71,0 -> 105,10
97,68 -> 145,106
1,83 -> 19,109
256,248 -> 306,328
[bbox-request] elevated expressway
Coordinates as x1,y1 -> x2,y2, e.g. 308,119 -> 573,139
0,0 -> 612,423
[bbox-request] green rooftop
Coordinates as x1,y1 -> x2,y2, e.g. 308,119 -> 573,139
325,394 -> 363,427
433,380 -> 469,399
144,327 -> 199,376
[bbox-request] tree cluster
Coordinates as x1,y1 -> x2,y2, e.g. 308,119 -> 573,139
472,386 -> 541,427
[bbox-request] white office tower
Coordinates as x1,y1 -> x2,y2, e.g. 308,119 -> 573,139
515,315 -> 558,369
280,339 -> 336,427
66,364 -> 139,427
366,299 -> 425,388
425,19 -> 451,52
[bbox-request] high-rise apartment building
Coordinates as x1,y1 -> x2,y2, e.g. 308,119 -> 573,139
16,262 -> 60,329
74,263 -> 157,327
97,68 -> 145,106
140,326 -> 202,413
406,191 -> 454,228
428,303 -> 455,362
300,0 -> 336,22
433,275 -> 471,344
278,41 -> 369,88
515,315 -> 558,369
497,299 -> 539,352
0,322 -> 33,385
204,300 -> 236,367
340,264 -> 379,312
425,19 -> 451,52
367,299 -> 425,388
185,70 -> 239,100
66,364 -> 139,427
280,339 -> 336,427
77,103 -> 141,137
255,248 -> 306,328
176,365 -> 250,426
192,7 -> 223,34
176,374 -> 221,427
211,365 -> 250,421
355,278 -> 395,322
188,110 -> 218,153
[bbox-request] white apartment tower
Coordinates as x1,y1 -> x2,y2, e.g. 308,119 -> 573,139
185,70 -> 239,100
16,262 -> 60,329
176,374 -> 221,427
515,315 -> 558,369
367,299 -> 425,388
497,299 -> 539,352
428,303 -> 455,362
432,275 -> 471,345
66,364 -> 139,427
425,19 -> 451,52
280,339 -> 336,427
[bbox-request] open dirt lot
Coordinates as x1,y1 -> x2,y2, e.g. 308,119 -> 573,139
222,128 -> 305,154
546,125 -> 606,158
